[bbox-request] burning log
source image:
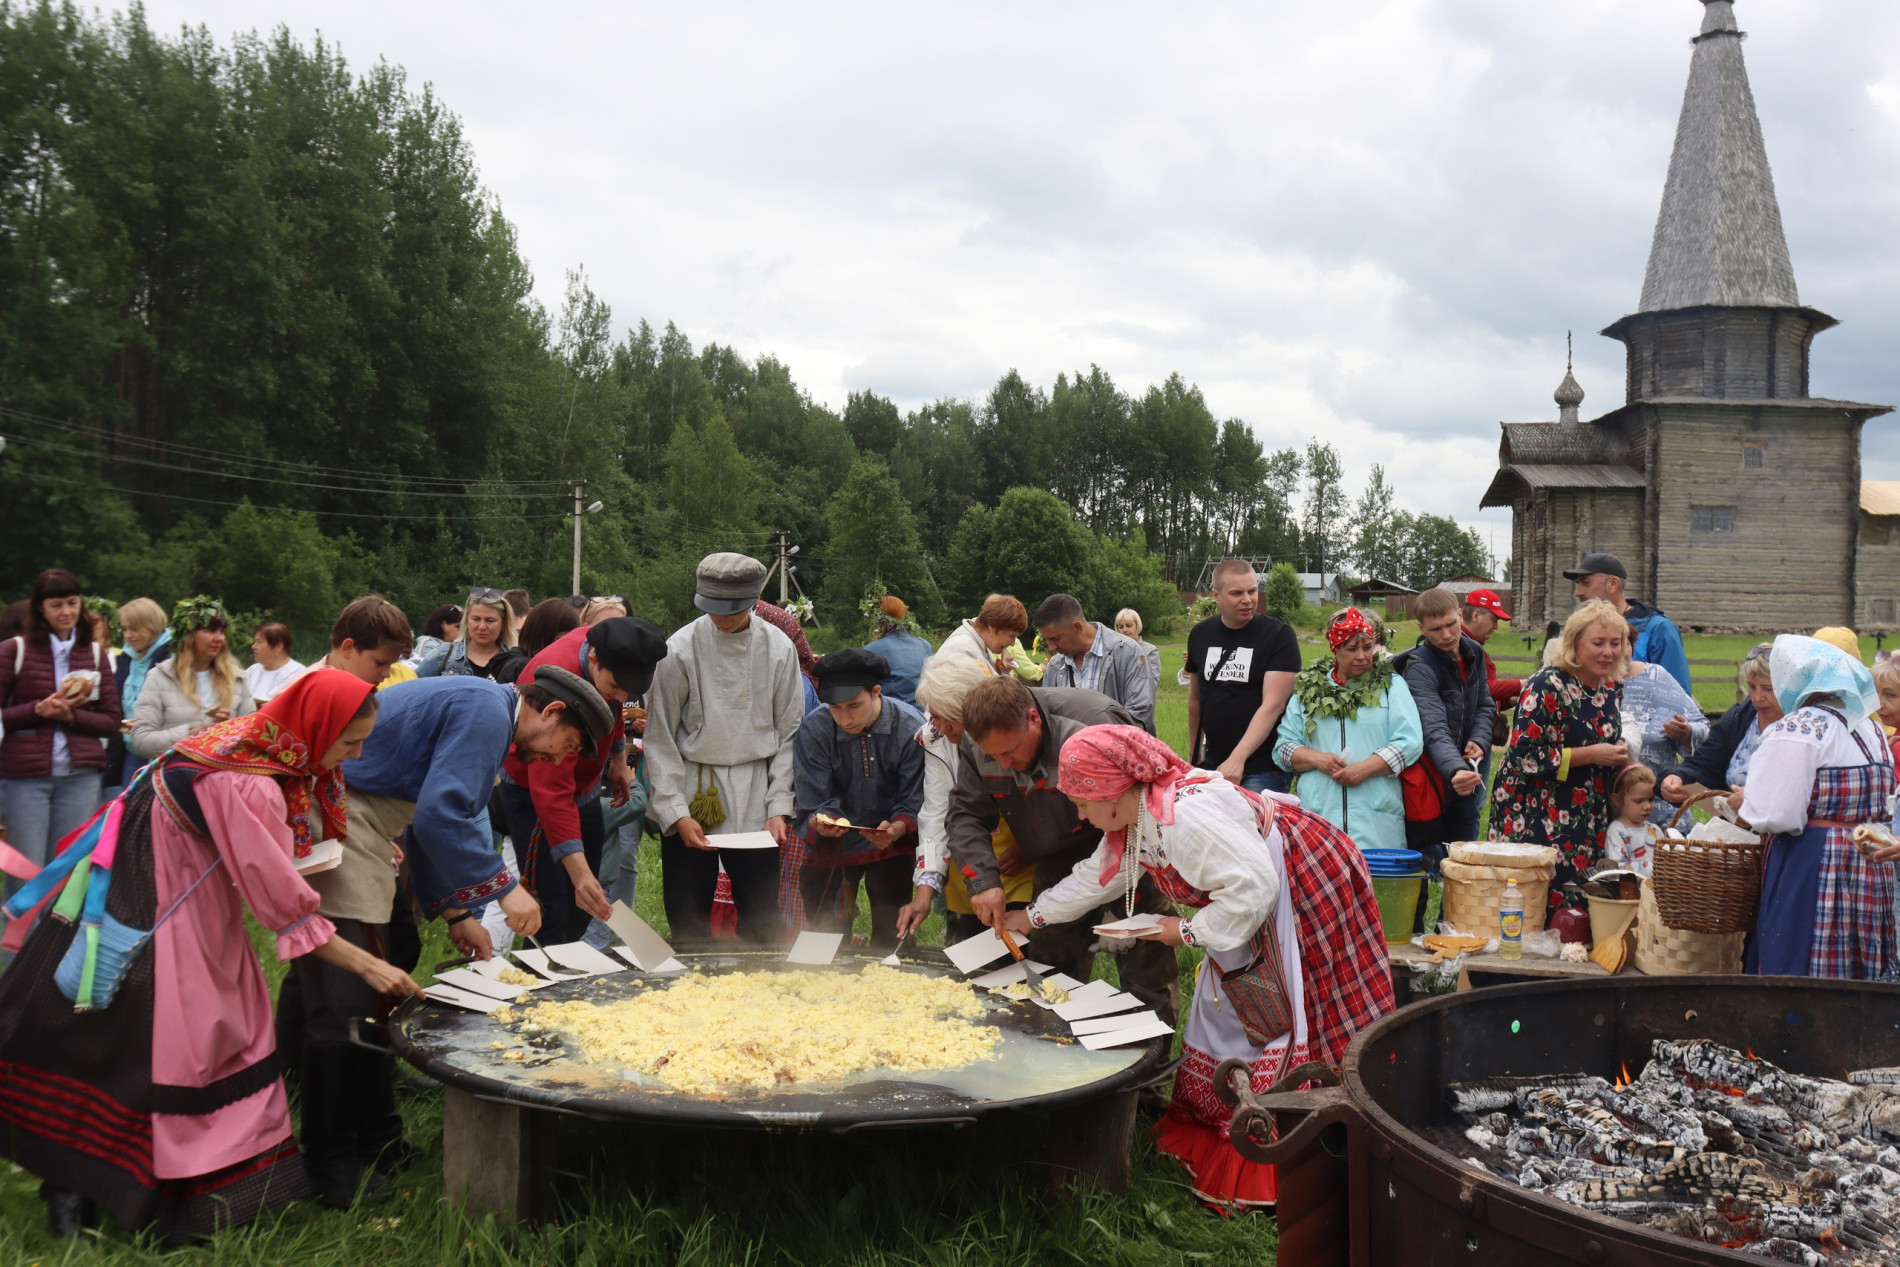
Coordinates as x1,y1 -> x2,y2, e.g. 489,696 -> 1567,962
1447,1039 -> 1900,1265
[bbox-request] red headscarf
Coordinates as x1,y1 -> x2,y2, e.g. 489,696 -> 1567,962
171,668 -> 375,856
1057,724 -> 1191,820
1326,606 -> 1376,651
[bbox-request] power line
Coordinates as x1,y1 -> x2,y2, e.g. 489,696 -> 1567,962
17,468 -> 576,522
5,433 -> 570,500
0,403 -> 574,491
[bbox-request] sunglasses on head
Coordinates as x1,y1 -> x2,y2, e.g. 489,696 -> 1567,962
469,588 -> 506,605
591,595 -> 625,606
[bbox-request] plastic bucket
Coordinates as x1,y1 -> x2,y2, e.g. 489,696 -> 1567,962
1371,872 -> 1426,945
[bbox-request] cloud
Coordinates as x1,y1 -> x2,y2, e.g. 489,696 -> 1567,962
140,0 -> 1900,538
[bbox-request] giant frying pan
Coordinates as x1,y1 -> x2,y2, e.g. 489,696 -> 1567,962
387,945 -> 1173,1131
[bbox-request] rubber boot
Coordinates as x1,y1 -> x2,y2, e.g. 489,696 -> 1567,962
300,1044 -> 391,1209
42,1183 -> 95,1237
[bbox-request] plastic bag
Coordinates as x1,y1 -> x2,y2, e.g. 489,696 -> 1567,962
1687,815 -> 1758,845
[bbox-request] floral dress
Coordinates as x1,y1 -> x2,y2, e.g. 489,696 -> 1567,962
1490,666 -> 1623,907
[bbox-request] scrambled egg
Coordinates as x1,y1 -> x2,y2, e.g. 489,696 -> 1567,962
990,982 -> 1035,1001
518,966 -> 1000,1093
495,966 -> 539,986
1039,980 -> 1070,1004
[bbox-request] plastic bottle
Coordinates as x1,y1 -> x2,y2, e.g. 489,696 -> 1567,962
1499,880 -> 1523,960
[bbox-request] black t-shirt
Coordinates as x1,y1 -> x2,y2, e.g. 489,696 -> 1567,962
1187,614 -> 1302,774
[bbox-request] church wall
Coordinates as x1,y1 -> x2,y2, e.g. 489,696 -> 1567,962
1652,406 -> 1859,629
1514,488 -> 1646,631
1855,511 -> 1900,631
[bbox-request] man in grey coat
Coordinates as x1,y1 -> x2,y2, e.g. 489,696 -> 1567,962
1033,593 -> 1156,732
945,675 -> 1178,1024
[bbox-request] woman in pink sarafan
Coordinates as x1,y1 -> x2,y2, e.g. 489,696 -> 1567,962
0,669 -> 420,1241
1005,724 -> 1392,1213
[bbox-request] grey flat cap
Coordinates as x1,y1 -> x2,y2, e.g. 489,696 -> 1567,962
694,551 -> 768,615
528,664 -> 616,747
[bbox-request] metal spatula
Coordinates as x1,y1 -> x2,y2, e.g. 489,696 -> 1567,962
995,924 -> 1043,994
523,934 -> 585,976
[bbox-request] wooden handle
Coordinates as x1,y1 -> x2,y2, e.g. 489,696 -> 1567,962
1666,788 -> 1727,834
996,924 -> 1026,963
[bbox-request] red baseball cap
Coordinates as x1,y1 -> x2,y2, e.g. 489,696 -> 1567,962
1467,589 -> 1511,621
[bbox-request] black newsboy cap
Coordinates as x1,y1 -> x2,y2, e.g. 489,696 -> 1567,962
586,616 -> 668,691
813,647 -> 890,704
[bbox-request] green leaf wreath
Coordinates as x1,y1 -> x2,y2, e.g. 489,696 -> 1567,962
1294,655 -> 1395,741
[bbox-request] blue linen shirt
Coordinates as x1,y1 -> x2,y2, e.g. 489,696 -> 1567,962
793,693 -> 927,864
343,676 -> 518,915
864,630 -> 932,709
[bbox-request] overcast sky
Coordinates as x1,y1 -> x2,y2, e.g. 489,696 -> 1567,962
140,0 -> 1900,547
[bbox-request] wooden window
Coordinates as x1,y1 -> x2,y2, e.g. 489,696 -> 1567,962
1692,506 -> 1734,534
1872,598 -> 1898,627
1743,444 -> 1764,469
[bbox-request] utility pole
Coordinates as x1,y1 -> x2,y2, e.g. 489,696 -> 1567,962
571,481 -> 586,597
776,529 -> 790,604
570,482 -> 602,597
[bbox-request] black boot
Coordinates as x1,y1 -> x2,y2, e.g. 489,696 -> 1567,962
42,1183 -> 95,1237
351,1046 -> 420,1176
300,1044 -> 391,1209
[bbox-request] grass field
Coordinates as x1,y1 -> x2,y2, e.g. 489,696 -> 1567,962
0,607 -> 1827,1263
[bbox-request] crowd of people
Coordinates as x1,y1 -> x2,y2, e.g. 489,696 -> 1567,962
3,540 -> 1894,1235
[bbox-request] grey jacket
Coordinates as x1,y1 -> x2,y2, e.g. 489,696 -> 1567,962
947,687 -> 1139,897
130,657 -> 257,759
1393,635 -> 1496,782
1040,623 -> 1156,732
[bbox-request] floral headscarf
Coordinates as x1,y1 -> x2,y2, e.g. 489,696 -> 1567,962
171,668 -> 375,856
1057,725 -> 1198,886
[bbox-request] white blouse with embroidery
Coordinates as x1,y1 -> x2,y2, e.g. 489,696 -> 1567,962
1025,778 -> 1280,952
1736,706 -> 1891,836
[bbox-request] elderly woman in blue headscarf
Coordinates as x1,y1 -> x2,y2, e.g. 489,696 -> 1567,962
1736,635 -> 1895,979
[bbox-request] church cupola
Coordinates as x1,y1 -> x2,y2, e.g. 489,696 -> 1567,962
1554,333 -> 1585,424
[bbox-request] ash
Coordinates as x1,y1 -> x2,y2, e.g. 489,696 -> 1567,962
1447,1041 -> 1900,1264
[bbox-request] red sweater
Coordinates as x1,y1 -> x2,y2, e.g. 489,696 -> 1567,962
1463,623 -> 1523,712
0,633 -> 122,778
502,627 -> 625,852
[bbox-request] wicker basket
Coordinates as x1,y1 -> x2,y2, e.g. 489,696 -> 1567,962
1440,858 -> 1555,939
1634,878 -> 1744,975
1653,791 -> 1763,934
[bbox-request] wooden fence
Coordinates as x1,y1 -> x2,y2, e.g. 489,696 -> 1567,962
1490,655 -> 1742,702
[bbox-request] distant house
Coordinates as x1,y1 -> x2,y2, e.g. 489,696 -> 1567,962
1348,578 -> 1420,622
1436,576 -> 1514,611
1297,573 -> 1342,606
1862,482 -> 1900,628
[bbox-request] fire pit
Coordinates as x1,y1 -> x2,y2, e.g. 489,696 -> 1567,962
1230,976 -> 1900,1266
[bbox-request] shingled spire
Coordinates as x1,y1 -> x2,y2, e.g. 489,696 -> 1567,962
1638,0 -> 1799,312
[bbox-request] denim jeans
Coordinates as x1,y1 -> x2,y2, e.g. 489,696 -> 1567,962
1241,768 -> 1290,796
0,772 -> 103,899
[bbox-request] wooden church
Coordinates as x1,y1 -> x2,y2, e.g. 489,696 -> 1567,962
1481,0 -> 1893,632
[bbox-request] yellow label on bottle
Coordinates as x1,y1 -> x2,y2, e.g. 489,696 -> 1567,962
1500,914 -> 1523,940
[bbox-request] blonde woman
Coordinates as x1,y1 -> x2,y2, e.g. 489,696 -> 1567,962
415,587 -> 517,679
1114,607 -> 1161,697
130,597 -> 256,759
897,653 -> 1036,941
110,597 -> 172,785
1489,599 -> 1633,907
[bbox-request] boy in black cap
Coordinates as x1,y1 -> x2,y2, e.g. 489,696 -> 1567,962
500,617 -> 669,943
793,648 -> 928,952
